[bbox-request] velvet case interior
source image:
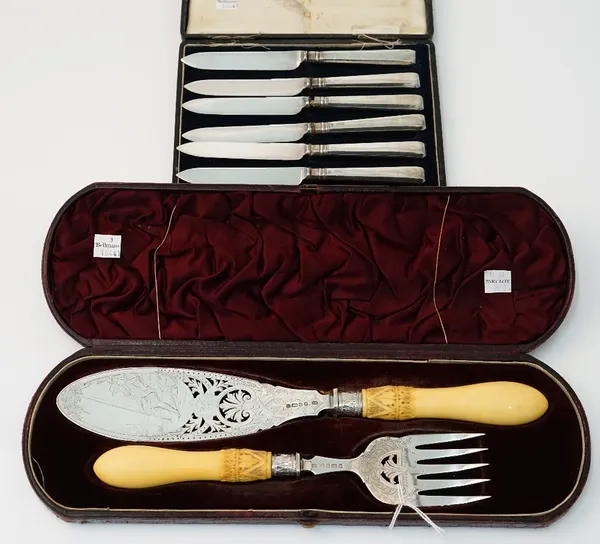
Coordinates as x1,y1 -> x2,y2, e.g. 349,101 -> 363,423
26,354 -> 587,523
174,41 -> 443,186
45,185 -> 572,346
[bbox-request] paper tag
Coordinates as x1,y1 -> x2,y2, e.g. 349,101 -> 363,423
484,270 -> 512,294
217,0 -> 238,9
93,234 -> 122,259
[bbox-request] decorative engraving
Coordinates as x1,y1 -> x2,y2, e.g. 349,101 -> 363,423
221,449 -> 272,482
348,436 -> 424,506
271,453 -> 300,478
56,367 -> 330,442
362,386 -> 415,420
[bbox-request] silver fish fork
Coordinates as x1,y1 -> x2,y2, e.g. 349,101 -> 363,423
92,433 -> 490,508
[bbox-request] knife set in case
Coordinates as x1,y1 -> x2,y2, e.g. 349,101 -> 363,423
173,0 -> 445,186
23,182 -> 590,528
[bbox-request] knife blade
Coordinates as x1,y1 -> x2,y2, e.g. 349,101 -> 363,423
182,114 -> 426,143
176,141 -> 426,161
183,95 -> 425,116
184,73 -> 421,97
176,166 -> 427,185
55,367 -> 549,442
181,49 -> 417,71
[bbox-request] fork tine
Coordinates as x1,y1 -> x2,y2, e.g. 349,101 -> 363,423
409,433 -> 485,448
418,462 -> 488,475
416,447 -> 487,461
416,478 -> 489,492
416,495 -> 491,508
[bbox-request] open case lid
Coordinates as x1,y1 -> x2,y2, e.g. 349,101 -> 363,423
41,182 -> 574,356
181,0 -> 434,40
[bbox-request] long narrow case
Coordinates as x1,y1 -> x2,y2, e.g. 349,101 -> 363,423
23,181 -> 590,528
173,0 -> 446,186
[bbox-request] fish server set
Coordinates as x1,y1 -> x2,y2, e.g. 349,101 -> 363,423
175,47 -> 440,186
55,366 -> 550,511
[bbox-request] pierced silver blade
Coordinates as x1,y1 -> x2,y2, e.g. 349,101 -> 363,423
415,448 -> 487,462
56,367 -> 330,442
409,433 -> 485,448
416,478 -> 489,493
185,78 -> 309,97
183,97 -> 309,116
182,51 -> 307,71
417,463 -> 489,476
416,495 -> 491,508
182,123 -> 310,143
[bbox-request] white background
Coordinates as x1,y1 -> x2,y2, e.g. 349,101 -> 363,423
0,0 -> 598,542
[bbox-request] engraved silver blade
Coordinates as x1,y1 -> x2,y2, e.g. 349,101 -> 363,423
182,123 -> 311,143
182,51 -> 307,71
56,367 -> 330,442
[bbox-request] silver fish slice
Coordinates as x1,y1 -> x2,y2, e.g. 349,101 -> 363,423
93,433 -> 491,509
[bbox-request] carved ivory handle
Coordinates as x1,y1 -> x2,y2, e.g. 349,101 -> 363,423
93,446 -> 272,489
361,382 -> 549,425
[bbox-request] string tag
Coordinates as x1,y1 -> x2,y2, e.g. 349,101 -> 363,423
389,485 -> 445,536
153,206 -> 177,340
432,196 -> 451,344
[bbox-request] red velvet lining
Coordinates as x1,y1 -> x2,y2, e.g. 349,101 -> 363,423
46,188 -> 570,344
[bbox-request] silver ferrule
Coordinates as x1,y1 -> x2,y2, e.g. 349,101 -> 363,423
272,453 -> 301,478
307,51 -> 324,63
331,388 -> 362,417
308,144 -> 327,156
310,96 -> 329,108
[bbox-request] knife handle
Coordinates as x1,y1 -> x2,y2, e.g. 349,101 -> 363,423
310,167 -> 425,183
361,382 -> 549,426
307,49 -> 416,66
316,73 -> 420,89
316,114 -> 426,134
312,95 -> 424,111
93,446 -> 273,489
311,141 -> 426,158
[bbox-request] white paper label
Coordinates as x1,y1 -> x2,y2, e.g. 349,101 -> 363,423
217,0 -> 238,9
93,234 -> 122,259
484,270 -> 512,293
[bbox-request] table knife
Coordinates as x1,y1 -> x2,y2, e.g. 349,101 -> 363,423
182,114 -> 426,143
56,367 -> 549,442
183,95 -> 424,116
181,49 -> 416,71
185,73 -> 421,97
177,141 -> 426,161
176,166 -> 426,185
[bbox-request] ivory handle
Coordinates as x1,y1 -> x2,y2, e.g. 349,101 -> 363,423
361,382 -> 549,425
93,446 -> 272,489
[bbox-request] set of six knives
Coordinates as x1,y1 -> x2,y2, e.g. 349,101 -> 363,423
174,44 -> 443,186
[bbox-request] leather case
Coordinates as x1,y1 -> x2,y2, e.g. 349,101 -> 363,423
22,181 -> 590,528
173,0 -> 446,187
